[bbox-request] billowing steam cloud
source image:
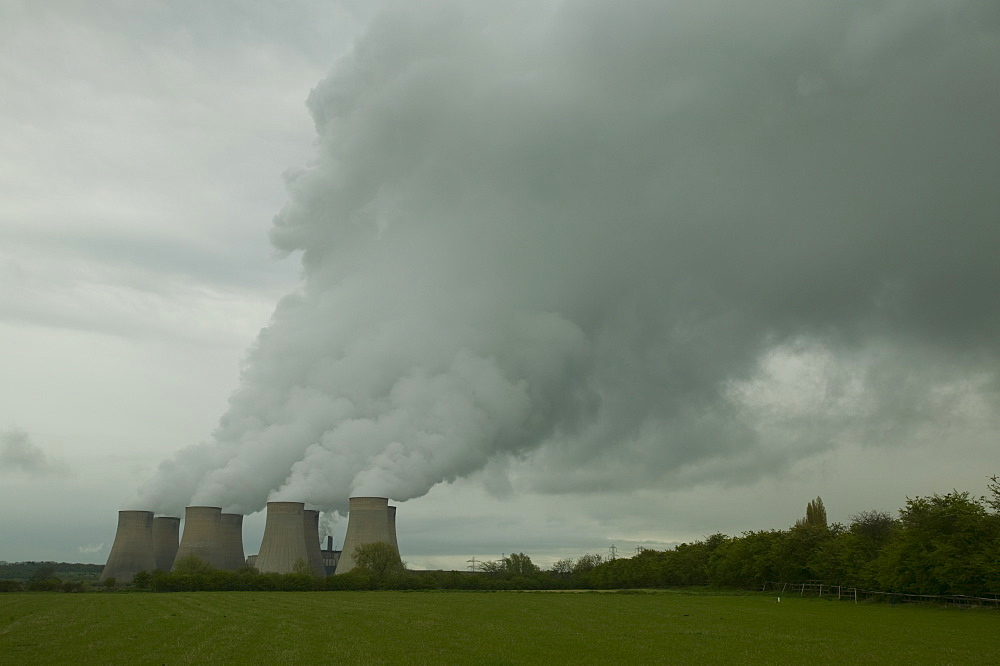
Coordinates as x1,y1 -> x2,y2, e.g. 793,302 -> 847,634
131,0 -> 1000,517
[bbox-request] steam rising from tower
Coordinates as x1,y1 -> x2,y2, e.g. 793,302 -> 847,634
127,0 -> 1000,520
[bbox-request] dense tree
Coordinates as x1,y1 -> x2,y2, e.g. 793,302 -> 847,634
571,553 -> 603,575
985,475 -> 1000,513
503,553 -> 540,576
172,555 -> 214,574
353,541 -> 404,583
550,558 -> 574,575
796,497 -> 828,529
874,491 -> 999,595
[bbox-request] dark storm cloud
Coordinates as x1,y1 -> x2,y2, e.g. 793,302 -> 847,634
133,0 -> 1000,516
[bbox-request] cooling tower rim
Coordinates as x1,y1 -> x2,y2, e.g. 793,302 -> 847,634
119,509 -> 154,516
185,505 -> 223,511
265,501 -> 305,513
348,496 -> 390,508
154,515 -> 181,520
220,512 -> 244,520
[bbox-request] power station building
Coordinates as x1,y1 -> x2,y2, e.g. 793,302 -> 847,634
100,496 -> 400,583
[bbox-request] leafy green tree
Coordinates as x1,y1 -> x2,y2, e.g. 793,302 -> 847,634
502,553 -> 539,576
875,491 -> 998,595
550,558 -> 574,575
29,565 -> 55,583
132,571 -> 152,590
571,553 -> 603,576
796,497 -> 828,528
102,577 -> 116,590
985,475 -> 1000,513
172,555 -> 214,574
353,541 -> 404,583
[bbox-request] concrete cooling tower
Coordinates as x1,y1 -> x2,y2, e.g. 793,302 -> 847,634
255,502 -> 314,575
152,516 -> 180,571
387,505 -> 399,554
172,506 -> 222,570
303,510 -> 327,577
335,496 -> 399,574
219,513 -> 246,571
100,510 -> 156,583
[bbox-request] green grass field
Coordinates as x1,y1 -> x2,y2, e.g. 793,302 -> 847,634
1,590 -> 996,664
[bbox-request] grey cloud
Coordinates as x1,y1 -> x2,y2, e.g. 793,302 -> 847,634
1,428 -> 68,476
132,0 -> 1000,516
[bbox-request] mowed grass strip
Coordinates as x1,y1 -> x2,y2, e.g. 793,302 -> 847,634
1,590 -> 997,664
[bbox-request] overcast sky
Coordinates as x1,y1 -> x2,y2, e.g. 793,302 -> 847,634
2,1 -> 998,571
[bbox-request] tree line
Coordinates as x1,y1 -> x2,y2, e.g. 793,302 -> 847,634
583,483 -> 1000,596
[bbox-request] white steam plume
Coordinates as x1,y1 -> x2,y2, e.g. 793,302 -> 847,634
130,0 -> 1000,516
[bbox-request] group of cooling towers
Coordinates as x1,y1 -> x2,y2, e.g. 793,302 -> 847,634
99,497 -> 400,584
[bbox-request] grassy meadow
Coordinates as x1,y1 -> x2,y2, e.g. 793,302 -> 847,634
1,590 -> 996,664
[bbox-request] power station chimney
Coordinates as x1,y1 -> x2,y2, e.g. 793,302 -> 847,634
335,497 -> 396,574
218,513 -> 246,571
173,506 -> 222,570
152,516 -> 180,571
100,510 -> 156,583
303,510 -> 327,577
255,502 -> 313,575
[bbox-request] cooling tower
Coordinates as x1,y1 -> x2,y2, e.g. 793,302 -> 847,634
255,502 -> 314,574
336,496 -> 396,574
218,513 -> 246,571
303,510 -> 327,577
100,510 -> 156,583
172,506 -> 222,570
152,516 -> 180,571
387,505 -> 399,554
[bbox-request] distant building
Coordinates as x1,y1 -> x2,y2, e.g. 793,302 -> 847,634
321,536 -> 341,575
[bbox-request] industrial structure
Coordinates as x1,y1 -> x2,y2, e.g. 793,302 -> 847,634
320,536 -> 341,575
303,510 -> 327,577
255,501 -> 312,574
173,506 -> 222,570
335,496 -> 399,574
219,513 -> 246,571
100,510 -> 156,583
100,497 -> 399,582
387,505 -> 399,554
152,516 -> 180,572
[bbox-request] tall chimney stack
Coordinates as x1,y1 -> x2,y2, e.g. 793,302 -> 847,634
100,510 -> 156,583
152,516 -> 180,571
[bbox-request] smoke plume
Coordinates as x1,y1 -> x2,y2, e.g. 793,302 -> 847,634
131,0 -> 1000,517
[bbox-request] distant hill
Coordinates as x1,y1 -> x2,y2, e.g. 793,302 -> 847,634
0,561 -> 103,582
